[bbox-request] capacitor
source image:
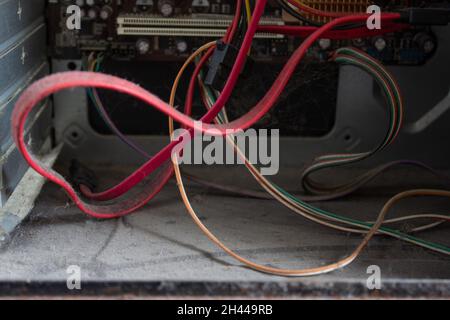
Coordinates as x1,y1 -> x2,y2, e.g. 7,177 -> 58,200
158,0 -> 175,17
176,39 -> 188,53
373,37 -> 387,52
87,7 -> 98,19
414,32 -> 436,54
136,39 -> 151,55
100,5 -> 113,20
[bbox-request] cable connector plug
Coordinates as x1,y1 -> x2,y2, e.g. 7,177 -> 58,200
205,40 -> 252,91
398,8 -> 450,26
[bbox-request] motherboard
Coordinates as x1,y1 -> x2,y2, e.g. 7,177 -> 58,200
48,0 -> 443,65
46,0 -> 450,137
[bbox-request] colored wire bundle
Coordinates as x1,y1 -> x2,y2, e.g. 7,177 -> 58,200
300,47 -> 403,196
168,45 -> 450,277
189,47 -> 450,254
10,0 -> 450,277
86,54 -> 151,160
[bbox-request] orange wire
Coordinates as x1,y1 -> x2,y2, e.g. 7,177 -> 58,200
287,0 -> 354,18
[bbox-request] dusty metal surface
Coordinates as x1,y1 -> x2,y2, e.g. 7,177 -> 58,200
0,144 -> 62,244
0,162 -> 448,298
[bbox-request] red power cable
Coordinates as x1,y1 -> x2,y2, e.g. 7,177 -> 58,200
81,0 -> 245,202
78,49 -> 216,200
11,8 -> 402,218
225,0 -> 242,43
79,0 -> 269,202
87,12 -> 401,204
257,23 -> 409,39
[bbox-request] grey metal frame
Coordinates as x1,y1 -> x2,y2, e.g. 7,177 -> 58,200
0,0 -> 50,207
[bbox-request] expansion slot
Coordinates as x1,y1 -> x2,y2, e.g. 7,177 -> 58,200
117,15 -> 285,27
117,27 -> 284,39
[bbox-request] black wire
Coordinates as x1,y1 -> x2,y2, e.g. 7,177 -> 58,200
232,0 -> 249,47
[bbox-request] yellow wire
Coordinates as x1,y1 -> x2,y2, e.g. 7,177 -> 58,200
244,0 -> 252,24
244,0 -> 253,55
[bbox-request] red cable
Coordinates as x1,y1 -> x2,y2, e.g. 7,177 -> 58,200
184,48 -> 214,123
79,0 -> 269,201
83,10 -> 400,204
225,0 -> 242,43
257,23 -> 409,39
79,48 -> 215,199
80,0 -> 243,201
12,12 -> 401,217
15,0 -> 238,217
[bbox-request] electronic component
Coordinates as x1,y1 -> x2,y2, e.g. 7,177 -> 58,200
48,0 -> 441,65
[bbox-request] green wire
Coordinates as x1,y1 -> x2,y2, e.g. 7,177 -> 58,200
199,50 -> 450,255
301,51 -> 401,194
88,51 -> 449,255
337,48 -> 403,135
85,55 -> 116,130
198,64 -> 227,123
272,183 -> 450,254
